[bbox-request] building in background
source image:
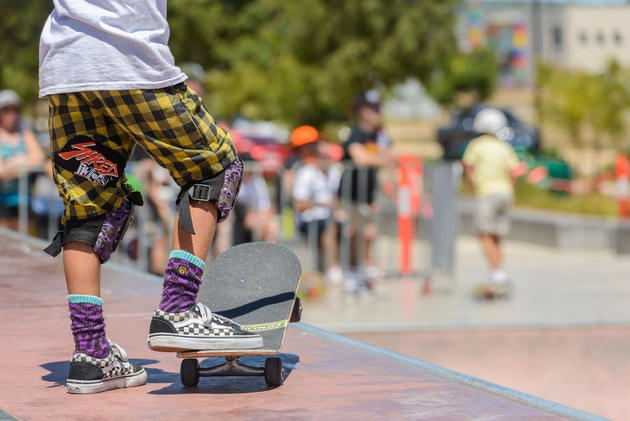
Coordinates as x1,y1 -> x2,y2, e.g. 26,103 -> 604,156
458,0 -> 630,84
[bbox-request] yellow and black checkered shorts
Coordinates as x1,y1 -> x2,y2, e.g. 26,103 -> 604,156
48,83 -> 236,224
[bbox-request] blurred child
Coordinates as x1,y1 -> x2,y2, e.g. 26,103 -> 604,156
462,108 -> 520,299
292,126 -> 341,274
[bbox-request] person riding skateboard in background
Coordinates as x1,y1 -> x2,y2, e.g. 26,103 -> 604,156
39,0 -> 262,394
462,108 -> 520,299
339,90 -> 392,293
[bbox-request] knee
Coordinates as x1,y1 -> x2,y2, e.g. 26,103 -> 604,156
176,158 -> 243,234
44,197 -> 139,263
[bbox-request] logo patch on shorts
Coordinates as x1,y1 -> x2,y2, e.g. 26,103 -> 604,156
56,135 -> 121,187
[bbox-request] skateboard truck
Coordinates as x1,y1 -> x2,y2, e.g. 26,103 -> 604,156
180,356 -> 284,387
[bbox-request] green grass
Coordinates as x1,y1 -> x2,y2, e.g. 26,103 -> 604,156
513,181 -> 618,217
460,181 -> 619,217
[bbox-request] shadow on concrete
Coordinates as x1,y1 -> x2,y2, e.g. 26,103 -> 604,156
40,359 -> 164,388
148,353 -> 300,395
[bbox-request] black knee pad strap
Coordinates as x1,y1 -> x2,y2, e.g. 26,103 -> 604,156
44,192 -> 143,262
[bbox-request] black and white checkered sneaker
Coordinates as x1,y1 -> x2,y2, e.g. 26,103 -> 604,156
66,341 -> 147,394
147,302 -> 263,352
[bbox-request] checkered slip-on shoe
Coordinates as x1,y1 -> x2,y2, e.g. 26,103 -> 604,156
147,302 -> 263,352
66,341 -> 147,394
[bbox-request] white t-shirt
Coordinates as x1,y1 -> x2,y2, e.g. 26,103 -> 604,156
39,0 -> 186,97
293,164 -> 341,223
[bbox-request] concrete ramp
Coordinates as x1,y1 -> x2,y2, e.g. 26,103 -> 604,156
0,231 -> 605,420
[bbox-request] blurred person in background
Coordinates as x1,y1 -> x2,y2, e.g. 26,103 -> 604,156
339,90 -> 392,293
232,152 -> 278,245
0,90 -> 45,230
462,108 -> 520,299
291,126 -> 341,276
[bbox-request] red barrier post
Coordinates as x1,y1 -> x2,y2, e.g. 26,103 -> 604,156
616,155 -> 630,219
397,155 -> 422,275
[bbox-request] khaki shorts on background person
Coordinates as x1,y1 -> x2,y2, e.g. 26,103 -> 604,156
476,193 -> 512,236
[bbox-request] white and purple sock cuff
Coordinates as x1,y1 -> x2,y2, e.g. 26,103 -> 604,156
67,294 -> 103,306
169,250 -> 206,271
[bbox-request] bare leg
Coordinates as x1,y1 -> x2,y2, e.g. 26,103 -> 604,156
0,217 -> 19,231
150,234 -> 168,275
363,222 -> 377,267
63,242 -> 101,295
172,200 -> 218,260
479,233 -> 501,271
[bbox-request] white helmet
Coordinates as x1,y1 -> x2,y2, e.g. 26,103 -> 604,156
473,108 -> 508,136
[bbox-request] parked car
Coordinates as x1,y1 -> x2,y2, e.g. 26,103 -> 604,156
437,104 -> 541,160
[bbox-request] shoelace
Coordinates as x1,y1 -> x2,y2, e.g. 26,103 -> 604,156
107,339 -> 129,363
194,303 -> 238,328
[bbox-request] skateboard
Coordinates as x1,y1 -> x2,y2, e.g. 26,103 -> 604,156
473,282 -> 512,300
177,242 -> 302,387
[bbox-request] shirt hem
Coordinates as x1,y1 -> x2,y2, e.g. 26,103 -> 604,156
39,74 -> 188,97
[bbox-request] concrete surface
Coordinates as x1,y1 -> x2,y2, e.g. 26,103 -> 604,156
347,327 -> 630,421
303,237 -> 630,331
297,237 -> 630,420
0,232 -> 601,421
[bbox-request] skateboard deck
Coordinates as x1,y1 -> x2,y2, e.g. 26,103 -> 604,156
175,242 -> 302,387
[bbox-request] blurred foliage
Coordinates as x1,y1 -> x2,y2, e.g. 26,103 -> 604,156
167,0 -> 461,126
461,180 -> 618,217
1,0 -> 461,127
427,48 -> 498,106
538,60 -> 630,151
513,180 -> 617,217
0,0 -> 52,102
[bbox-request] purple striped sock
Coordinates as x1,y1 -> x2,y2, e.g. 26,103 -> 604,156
158,251 -> 204,313
68,301 -> 110,358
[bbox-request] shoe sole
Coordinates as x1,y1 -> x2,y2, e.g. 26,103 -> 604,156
66,368 -> 147,394
147,333 -> 264,352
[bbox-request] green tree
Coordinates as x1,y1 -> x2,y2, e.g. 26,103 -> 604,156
2,0 -> 461,128
538,61 -> 630,151
168,0 -> 460,126
0,0 -> 52,101
427,48 -> 498,107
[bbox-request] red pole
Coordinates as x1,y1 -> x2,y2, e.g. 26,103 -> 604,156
616,155 -> 630,219
398,156 -> 412,274
398,155 -> 422,275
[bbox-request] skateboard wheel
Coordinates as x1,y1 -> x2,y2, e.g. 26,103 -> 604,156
180,358 -> 200,387
264,357 -> 284,387
290,297 -> 302,323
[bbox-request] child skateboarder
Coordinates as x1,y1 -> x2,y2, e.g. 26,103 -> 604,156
462,108 -> 520,299
39,1 -> 262,394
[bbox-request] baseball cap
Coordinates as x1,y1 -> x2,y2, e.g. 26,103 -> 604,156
352,89 -> 380,112
0,90 -> 21,110
290,125 -> 319,147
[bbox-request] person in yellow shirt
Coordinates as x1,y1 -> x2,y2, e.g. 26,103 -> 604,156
462,108 -> 520,298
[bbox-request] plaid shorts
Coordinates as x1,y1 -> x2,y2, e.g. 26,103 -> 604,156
48,83 -> 237,224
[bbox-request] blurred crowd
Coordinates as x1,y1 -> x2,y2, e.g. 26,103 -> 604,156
0,64 -> 395,295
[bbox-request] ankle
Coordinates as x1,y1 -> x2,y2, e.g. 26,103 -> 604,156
68,295 -> 110,358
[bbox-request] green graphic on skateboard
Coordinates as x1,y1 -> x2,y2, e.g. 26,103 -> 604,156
177,242 -> 302,387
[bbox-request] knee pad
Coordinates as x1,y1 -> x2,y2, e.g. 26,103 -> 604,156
176,158 -> 243,234
92,198 -> 135,262
44,192 -> 142,263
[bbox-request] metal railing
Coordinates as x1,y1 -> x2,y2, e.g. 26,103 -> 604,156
0,159 -> 460,290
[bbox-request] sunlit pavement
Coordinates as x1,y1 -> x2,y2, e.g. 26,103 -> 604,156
0,232 -> 594,421
302,236 -> 630,330
300,236 -> 630,419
